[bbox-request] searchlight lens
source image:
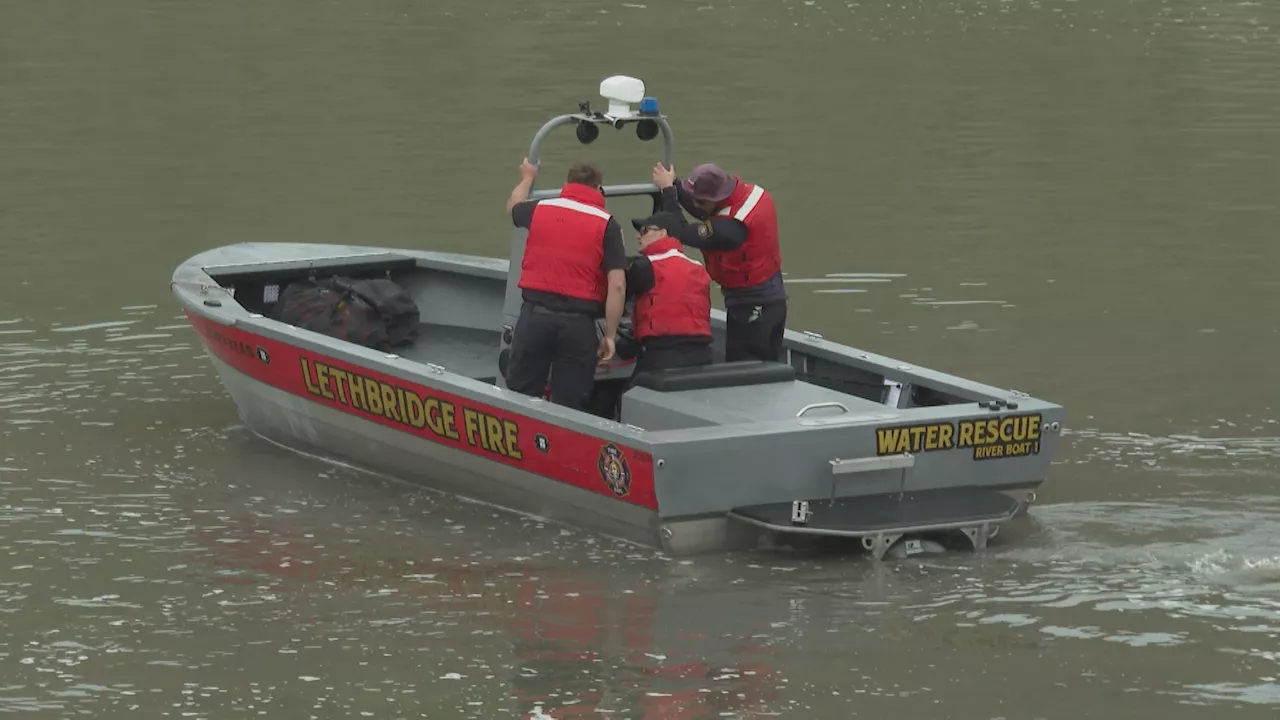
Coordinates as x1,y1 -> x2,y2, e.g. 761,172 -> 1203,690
636,119 -> 658,142
576,121 -> 599,145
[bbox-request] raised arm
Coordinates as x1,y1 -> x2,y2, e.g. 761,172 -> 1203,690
506,158 -> 539,216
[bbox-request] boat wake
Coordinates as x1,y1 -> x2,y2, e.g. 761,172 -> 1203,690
1004,497 -> 1280,591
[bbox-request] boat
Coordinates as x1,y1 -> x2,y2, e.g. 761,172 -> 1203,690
172,75 -> 1066,560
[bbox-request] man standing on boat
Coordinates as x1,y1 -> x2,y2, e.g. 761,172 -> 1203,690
504,158 -> 628,411
623,211 -> 715,375
648,162 -> 787,364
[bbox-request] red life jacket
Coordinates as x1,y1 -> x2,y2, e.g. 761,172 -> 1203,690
517,182 -> 613,303
702,178 -> 782,289
632,237 -> 712,341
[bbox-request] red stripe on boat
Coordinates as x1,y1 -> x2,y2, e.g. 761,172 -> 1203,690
186,310 -> 657,509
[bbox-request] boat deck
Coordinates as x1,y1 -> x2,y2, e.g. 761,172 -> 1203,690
621,381 -> 895,429
393,323 -> 898,431
395,323 -> 501,382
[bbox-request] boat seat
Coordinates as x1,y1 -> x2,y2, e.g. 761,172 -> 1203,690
630,361 -> 796,393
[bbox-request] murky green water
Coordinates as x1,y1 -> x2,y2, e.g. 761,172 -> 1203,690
3,0 -> 1279,716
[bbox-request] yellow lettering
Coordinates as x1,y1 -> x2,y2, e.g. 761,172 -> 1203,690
485,416 -> 499,452
404,392 -> 425,429
957,421 -> 974,447
347,372 -> 367,410
876,423 -> 956,455
473,411 -> 486,448
424,398 -> 446,437
395,388 -> 409,424
451,407 -> 524,460
1000,418 -> 1014,442
895,430 -> 911,453
440,402 -> 459,440
463,408 -> 482,448
328,368 -> 350,405
314,362 -> 335,400
1011,416 -> 1027,441
364,378 -> 383,414
292,359 -> 536,464
876,428 -> 901,455
380,383 -> 400,423
483,415 -> 505,455
972,420 -> 987,445
504,420 -> 522,460
301,358 -> 322,396
909,426 -> 925,450
958,414 -> 1046,459
925,424 -> 939,450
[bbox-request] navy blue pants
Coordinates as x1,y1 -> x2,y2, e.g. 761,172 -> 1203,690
725,300 -> 787,363
505,302 -> 599,412
632,340 -> 714,376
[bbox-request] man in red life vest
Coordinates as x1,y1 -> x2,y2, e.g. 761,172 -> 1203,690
504,158 -> 628,411
649,162 -> 788,363
624,211 -> 715,376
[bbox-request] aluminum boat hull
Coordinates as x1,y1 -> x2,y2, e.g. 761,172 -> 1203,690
173,241 -> 1065,559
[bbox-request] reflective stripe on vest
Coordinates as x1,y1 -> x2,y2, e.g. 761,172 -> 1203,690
646,248 -> 702,265
704,181 -> 781,289
518,185 -> 612,303
537,197 -> 612,221
714,184 -> 765,222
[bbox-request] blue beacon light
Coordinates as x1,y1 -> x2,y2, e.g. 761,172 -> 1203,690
639,96 -> 659,115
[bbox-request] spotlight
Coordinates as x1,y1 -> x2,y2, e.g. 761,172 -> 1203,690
635,119 -> 659,142
575,121 -> 599,145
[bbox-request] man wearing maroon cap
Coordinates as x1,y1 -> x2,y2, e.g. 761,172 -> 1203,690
647,161 -> 788,364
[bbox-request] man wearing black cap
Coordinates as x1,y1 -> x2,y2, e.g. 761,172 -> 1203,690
623,211 -> 715,377
644,162 -> 788,364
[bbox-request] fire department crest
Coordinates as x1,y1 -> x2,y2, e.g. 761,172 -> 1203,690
597,443 -> 631,497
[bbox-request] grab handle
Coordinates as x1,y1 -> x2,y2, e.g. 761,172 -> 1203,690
527,114 -> 674,169
796,402 -> 849,418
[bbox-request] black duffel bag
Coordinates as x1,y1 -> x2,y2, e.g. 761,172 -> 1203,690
331,277 -> 420,348
272,275 -> 420,350
272,278 -> 391,351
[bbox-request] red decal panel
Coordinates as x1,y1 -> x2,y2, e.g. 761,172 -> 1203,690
186,311 -> 656,510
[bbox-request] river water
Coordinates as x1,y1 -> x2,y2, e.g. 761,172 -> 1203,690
2,0 -> 1279,717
